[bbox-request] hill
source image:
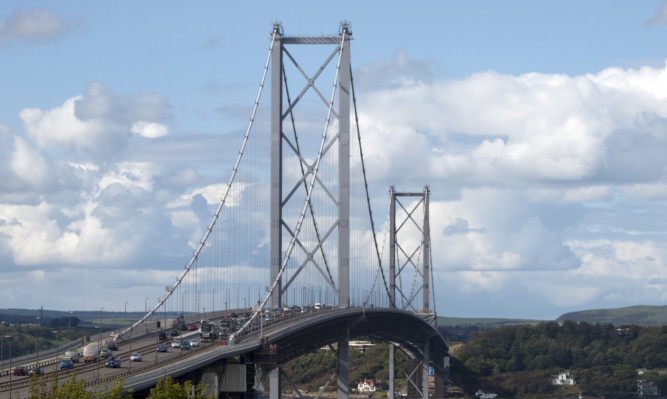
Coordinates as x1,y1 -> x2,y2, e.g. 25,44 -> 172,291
438,317 -> 546,328
556,304 -> 667,325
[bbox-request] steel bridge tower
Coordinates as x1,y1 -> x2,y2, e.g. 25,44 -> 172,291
388,186 -> 436,399
269,22 -> 352,399
270,23 -> 351,311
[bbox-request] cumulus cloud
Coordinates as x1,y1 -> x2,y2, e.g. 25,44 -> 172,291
10,135 -> 51,188
19,82 -> 170,159
7,47 -> 667,316
349,56 -> 667,315
75,81 -> 170,124
131,121 -> 168,138
360,60 -> 667,188
0,7 -> 69,45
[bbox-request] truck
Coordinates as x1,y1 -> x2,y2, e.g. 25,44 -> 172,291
63,351 -> 80,363
200,323 -> 219,340
82,346 -> 98,363
170,316 -> 187,331
219,319 -> 233,339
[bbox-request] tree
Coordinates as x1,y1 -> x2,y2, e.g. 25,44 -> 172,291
147,375 -> 213,399
28,374 -> 132,399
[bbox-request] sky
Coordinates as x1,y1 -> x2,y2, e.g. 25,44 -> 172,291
2,1 -> 667,319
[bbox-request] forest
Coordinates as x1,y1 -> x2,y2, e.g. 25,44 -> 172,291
451,321 -> 667,397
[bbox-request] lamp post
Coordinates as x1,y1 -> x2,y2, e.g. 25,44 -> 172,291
6,335 -> 12,399
35,317 -> 40,367
68,311 -> 72,350
129,325 -> 133,372
97,307 -> 103,382
124,301 -> 128,334
212,288 -> 216,316
243,297 -> 246,310
53,330 -> 59,362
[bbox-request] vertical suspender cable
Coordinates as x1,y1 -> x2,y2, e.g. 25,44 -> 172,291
119,27 -> 279,338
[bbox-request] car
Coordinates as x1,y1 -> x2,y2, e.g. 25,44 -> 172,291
12,366 -> 28,376
28,367 -> 44,377
180,340 -> 191,350
105,356 -> 121,368
158,331 -> 167,340
169,329 -> 180,337
106,341 -> 118,351
59,359 -> 74,369
130,352 -> 142,362
157,344 -> 168,352
190,338 -> 200,347
100,348 -> 112,359
188,324 -> 197,331
171,339 -> 182,348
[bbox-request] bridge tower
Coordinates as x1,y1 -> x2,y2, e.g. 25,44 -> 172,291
388,186 -> 437,399
270,23 -> 351,311
268,22 -> 352,399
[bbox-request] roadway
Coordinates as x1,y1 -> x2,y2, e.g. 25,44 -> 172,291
0,307 -> 447,397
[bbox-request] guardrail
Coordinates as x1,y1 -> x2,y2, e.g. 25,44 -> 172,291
0,306 -> 338,393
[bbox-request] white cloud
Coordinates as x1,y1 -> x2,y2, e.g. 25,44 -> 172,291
0,200 -> 128,265
19,96 -> 120,154
131,121 -> 168,138
0,7 -> 69,45
75,81 -> 169,124
96,162 -> 155,195
9,135 -> 50,188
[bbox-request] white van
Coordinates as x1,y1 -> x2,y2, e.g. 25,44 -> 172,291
314,303 -> 321,310
64,351 -> 80,363
82,346 -> 98,363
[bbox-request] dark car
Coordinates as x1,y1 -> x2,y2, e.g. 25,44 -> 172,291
169,329 -> 180,337
157,343 -> 168,352
105,356 -> 121,368
12,366 -> 28,376
158,331 -> 167,340
106,341 -> 118,351
28,367 -> 44,377
100,348 -> 112,359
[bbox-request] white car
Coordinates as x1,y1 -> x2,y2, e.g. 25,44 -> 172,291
190,338 -> 200,347
171,340 -> 182,348
130,352 -> 141,362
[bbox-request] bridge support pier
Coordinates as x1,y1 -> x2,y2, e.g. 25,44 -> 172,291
337,331 -> 350,399
388,344 -> 395,399
422,339 -> 430,399
270,367 -> 280,399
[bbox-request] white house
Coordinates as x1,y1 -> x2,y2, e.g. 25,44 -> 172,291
357,378 -> 382,392
475,390 -> 498,399
552,370 -> 576,385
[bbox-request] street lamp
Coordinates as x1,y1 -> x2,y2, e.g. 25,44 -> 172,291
68,311 -> 72,350
243,297 -> 246,310
6,335 -> 12,399
53,330 -> 59,361
124,301 -> 128,334
97,307 -> 103,382
35,317 -> 40,367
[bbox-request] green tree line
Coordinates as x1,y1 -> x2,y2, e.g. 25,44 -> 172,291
26,374 -> 214,399
452,321 -> 667,397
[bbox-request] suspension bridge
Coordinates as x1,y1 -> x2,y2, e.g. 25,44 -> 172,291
0,23 -> 448,399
